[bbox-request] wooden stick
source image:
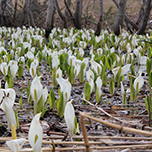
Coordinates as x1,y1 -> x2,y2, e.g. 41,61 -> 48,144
43,140 -> 152,145
2,143 -> 152,151
80,112 -> 152,137
80,112 -> 91,152
2,135 -> 152,143
46,135 -> 152,140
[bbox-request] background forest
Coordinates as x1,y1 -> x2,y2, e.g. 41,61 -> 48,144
0,0 -> 152,37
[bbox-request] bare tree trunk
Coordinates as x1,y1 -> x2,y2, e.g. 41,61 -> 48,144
74,0 -> 83,29
114,0 -> 127,35
65,0 -> 71,18
0,0 -> 7,26
45,0 -> 55,39
136,0 -> 146,25
137,0 -> 151,35
112,0 -> 138,31
26,0 -> 31,26
64,0 -> 75,25
55,0 -> 67,28
26,0 -> 35,27
95,0 -> 103,36
13,0 -> 18,24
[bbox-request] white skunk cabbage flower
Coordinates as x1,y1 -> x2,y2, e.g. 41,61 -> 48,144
79,41 -> 87,49
95,77 -> 102,99
26,51 -> 34,60
28,113 -> 42,152
22,42 -> 31,51
95,35 -> 102,43
6,138 -> 26,152
8,60 -> 18,78
30,76 -> 43,103
0,89 -> 16,129
56,77 -> 72,102
56,68 -> 62,79
90,59 -> 102,76
120,64 -> 131,76
30,62 -> 37,78
52,55 -> 59,69
78,48 -> 84,57
68,55 -> 76,66
89,78 -> 94,94
1,62 -> 8,76
64,100 -> 75,135
82,58 -> 89,73
42,87 -> 48,105
86,69 -> 94,81
97,48 -> 103,56
140,56 -> 148,65
74,60 -> 81,77
121,54 -> 126,65
134,75 -> 144,92
112,66 -> 120,78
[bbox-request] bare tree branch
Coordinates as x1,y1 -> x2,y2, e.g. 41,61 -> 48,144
137,0 -> 152,34
55,0 -> 67,28
114,0 -> 127,35
74,0 -> 82,29
112,0 -> 139,31
95,0 -> 103,36
45,0 -> 56,39
136,0 -> 145,25
64,0 -> 75,25
13,0 -> 18,22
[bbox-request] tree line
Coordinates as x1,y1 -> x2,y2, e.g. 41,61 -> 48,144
0,0 -> 152,38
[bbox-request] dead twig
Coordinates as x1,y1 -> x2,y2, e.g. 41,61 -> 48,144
80,112 -> 152,137
80,112 -> 91,152
82,98 -> 125,123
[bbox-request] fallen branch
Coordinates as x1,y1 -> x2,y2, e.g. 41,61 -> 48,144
80,112 -> 152,137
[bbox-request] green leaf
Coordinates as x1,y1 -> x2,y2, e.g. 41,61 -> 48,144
19,95 -> 22,107
78,62 -> 86,83
145,96 -> 152,120
52,68 -> 57,88
49,89 -> 56,110
147,59 -> 152,76
109,80 -> 115,94
130,79 -> 136,101
84,82 -> 91,100
18,65 -> 23,78
73,116 -> 79,134
27,59 -> 32,69
68,65 -> 75,85
8,76 -> 13,88
149,70 -> 152,87
57,92 -> 65,118
37,95 -> 43,113
15,108 -> 19,129
38,51 -> 43,63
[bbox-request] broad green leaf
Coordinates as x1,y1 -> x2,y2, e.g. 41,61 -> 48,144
48,89 -> 56,110
84,82 -> 91,100
37,95 -> 43,113
57,92 -> 65,118
149,70 -> 152,87
78,63 -> 86,83
18,65 -> 23,78
145,96 -> 152,120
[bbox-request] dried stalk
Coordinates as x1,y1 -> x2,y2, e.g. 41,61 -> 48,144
2,143 -> 152,152
80,112 -> 91,152
82,98 -> 125,123
80,112 -> 152,136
